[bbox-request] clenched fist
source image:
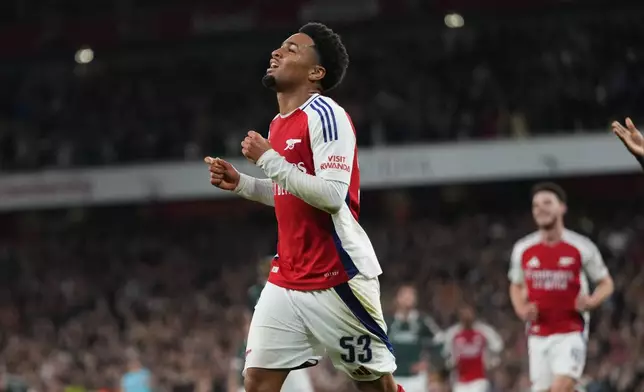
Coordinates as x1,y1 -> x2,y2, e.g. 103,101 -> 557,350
241,131 -> 273,164
204,156 -> 240,191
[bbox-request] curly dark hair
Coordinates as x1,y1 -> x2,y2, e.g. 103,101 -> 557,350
299,22 -> 349,92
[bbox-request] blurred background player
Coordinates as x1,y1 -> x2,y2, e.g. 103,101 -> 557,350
442,304 -> 503,392
206,23 -> 404,392
246,256 -> 273,315
387,284 -> 442,392
229,257 -> 315,392
508,182 -> 614,392
612,117 -> 644,170
119,349 -> 152,392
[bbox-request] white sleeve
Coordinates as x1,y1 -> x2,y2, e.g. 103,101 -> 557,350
441,325 -> 458,360
233,173 -> 275,207
581,239 -> 609,283
508,242 -> 525,284
476,323 -> 504,354
308,98 -> 356,185
257,150 -> 348,214
422,315 -> 444,338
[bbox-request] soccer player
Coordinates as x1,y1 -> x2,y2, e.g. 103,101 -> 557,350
229,257 -> 315,392
205,23 -> 404,392
442,304 -> 503,392
612,117 -> 644,170
246,256 -> 273,313
508,182 -> 614,392
387,284 -> 443,392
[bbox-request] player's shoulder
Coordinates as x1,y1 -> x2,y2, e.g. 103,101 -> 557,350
562,228 -> 598,252
444,323 -> 463,338
512,231 -> 541,251
302,94 -> 348,125
472,321 -> 495,333
302,94 -> 344,113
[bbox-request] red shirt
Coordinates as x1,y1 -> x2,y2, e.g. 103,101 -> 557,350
509,229 -> 609,337
444,322 -> 503,383
265,94 -> 382,290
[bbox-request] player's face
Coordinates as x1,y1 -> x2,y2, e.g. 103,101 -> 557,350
458,306 -> 475,325
532,191 -> 566,229
396,286 -> 417,309
262,33 -> 322,91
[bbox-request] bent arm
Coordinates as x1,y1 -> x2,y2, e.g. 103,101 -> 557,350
509,283 -> 527,317
589,275 -> 614,309
257,150 -> 347,214
233,173 -> 275,207
582,239 -> 614,308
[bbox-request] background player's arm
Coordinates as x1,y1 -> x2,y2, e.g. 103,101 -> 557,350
256,102 -> 355,214
440,325 -> 458,370
234,174 -> 275,207
579,240 -> 614,310
508,244 -> 538,321
476,322 -> 504,368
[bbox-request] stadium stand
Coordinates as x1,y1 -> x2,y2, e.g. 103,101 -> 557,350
0,177 -> 643,391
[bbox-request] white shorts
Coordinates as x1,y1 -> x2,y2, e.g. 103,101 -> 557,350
528,332 -> 587,391
453,379 -> 490,392
395,374 -> 427,392
243,275 -> 397,381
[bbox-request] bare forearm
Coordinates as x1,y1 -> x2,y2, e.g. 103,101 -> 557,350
257,150 -> 347,214
233,174 -> 275,207
509,283 -> 526,314
590,276 -> 614,308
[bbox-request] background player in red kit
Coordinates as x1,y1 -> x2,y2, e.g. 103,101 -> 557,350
204,23 -> 404,392
508,183 -> 615,392
442,304 -> 503,392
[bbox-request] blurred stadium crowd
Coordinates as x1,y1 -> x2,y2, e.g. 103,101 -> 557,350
1,3 -> 644,170
0,179 -> 643,392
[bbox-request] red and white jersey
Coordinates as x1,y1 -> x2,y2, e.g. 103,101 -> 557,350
508,229 -> 609,337
266,93 -> 381,290
443,322 -> 503,383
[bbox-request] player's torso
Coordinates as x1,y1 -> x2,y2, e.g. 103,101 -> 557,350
267,106 -> 358,289
451,329 -> 487,382
388,314 -> 428,376
521,240 -> 587,336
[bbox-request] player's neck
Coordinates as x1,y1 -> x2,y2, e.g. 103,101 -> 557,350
276,88 -> 319,115
540,225 -> 564,245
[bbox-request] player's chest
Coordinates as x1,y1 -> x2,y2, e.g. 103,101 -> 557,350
522,244 -> 582,272
389,320 -> 422,343
269,114 -> 312,165
453,332 -> 486,355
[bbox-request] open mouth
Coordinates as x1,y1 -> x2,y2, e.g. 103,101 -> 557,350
267,60 -> 279,73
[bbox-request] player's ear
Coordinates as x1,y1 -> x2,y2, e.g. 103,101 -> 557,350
561,203 -> 568,215
309,65 -> 326,84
